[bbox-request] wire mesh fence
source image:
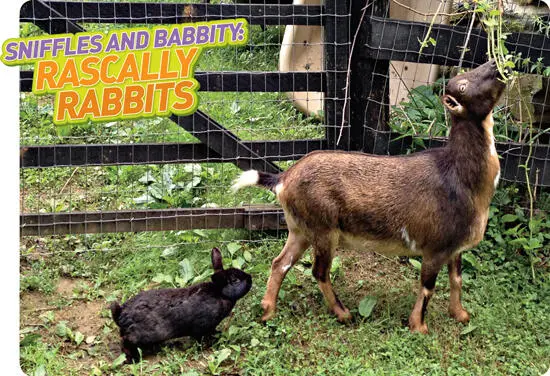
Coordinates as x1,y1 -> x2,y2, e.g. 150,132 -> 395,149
19,0 -> 549,251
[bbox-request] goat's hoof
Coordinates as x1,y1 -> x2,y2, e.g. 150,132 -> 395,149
409,322 -> 429,334
450,308 -> 470,323
260,300 -> 276,322
335,307 -> 352,323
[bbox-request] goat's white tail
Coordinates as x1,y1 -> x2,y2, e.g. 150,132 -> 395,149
231,170 -> 281,192
231,170 -> 260,192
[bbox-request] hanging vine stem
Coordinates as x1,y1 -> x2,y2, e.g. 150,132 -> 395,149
480,0 -> 544,280
336,0 -> 371,146
517,89 -> 538,280
457,3 -> 477,70
417,0 -> 445,55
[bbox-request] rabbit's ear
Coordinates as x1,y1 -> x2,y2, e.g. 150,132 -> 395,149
211,247 -> 224,272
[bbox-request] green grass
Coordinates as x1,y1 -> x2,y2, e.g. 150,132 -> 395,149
19,227 -> 550,375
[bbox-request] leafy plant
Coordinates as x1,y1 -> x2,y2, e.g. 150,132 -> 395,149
358,295 -> 377,319
55,321 -> 85,346
390,78 -> 448,148
207,348 -> 232,375
133,164 -> 208,208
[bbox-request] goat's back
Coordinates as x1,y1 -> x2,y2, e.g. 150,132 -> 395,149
276,149 -> 476,254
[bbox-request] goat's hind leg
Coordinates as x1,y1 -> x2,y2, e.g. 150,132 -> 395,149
312,233 -> 351,322
448,254 -> 470,323
261,230 -> 309,321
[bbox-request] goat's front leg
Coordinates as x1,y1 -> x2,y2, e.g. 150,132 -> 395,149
261,230 -> 309,321
409,255 -> 445,333
448,254 -> 470,323
312,234 -> 351,322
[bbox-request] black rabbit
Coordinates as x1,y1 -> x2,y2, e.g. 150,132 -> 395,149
110,247 -> 252,363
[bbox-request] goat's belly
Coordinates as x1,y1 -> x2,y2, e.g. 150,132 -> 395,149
339,234 -> 423,257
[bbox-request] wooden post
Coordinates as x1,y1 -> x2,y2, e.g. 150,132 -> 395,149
352,0 -> 390,153
324,0 -> 351,150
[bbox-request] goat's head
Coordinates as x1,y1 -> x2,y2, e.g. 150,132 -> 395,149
442,60 -> 506,120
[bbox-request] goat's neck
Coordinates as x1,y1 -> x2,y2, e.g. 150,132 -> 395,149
446,112 -> 499,192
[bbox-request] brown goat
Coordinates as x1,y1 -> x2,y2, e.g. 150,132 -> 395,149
232,60 -> 506,333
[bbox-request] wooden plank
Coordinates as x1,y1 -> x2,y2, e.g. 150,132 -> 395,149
365,16 -> 550,70
20,1 -> 323,26
20,71 -> 325,93
20,139 -> 325,168
20,206 -> 286,235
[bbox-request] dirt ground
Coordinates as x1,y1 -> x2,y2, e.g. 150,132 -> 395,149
19,252 -> 414,371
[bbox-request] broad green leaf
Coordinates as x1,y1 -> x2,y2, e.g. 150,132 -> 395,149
208,361 -> 218,374
161,246 -> 178,258
227,242 -> 241,256
460,325 -> 478,336
409,259 -> 422,270
190,176 -> 202,188
112,353 -> 127,368
243,250 -> 252,262
358,296 -> 377,318
149,184 -> 165,200
152,274 -> 173,284
74,331 -> 84,346
216,348 -> 232,364
232,257 -> 245,269
193,229 -> 208,237
527,238 -> 542,250
179,258 -> 194,283
192,270 -> 211,284
501,214 -> 518,223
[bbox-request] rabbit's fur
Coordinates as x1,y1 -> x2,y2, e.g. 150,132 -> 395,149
110,247 -> 252,363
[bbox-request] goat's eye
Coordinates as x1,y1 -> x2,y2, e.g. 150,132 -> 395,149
459,84 -> 467,93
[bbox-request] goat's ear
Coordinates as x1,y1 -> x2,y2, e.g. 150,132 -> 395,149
211,247 -> 224,272
442,94 -> 464,116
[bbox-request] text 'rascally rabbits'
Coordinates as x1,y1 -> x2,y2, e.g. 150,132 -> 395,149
111,247 -> 252,362
232,60 -> 506,333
